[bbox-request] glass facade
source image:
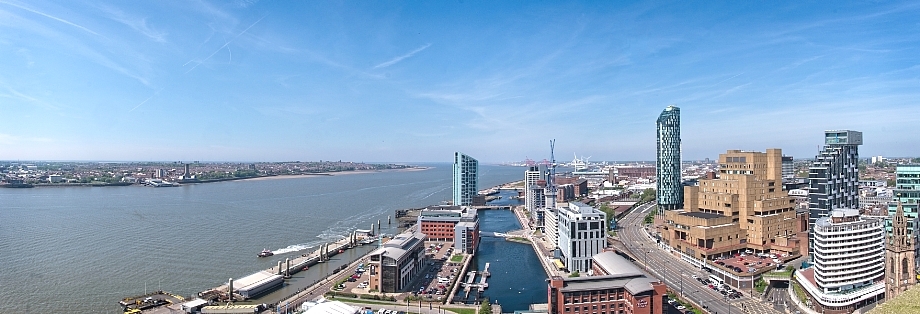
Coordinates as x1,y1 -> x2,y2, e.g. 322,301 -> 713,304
656,105 -> 682,210
808,130 -> 861,255
453,152 -> 478,206
886,164 -> 920,265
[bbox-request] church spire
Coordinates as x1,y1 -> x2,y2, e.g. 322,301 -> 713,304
886,200 -> 916,299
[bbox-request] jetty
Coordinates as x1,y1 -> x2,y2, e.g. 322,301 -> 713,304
195,231 -> 381,304
461,262 -> 492,298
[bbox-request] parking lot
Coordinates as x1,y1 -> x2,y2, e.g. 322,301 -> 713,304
711,251 -> 792,274
412,242 -> 460,301
332,241 -> 462,300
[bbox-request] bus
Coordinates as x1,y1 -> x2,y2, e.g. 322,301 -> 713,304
709,274 -> 724,287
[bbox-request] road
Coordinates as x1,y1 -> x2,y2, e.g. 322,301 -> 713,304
615,202 -> 782,314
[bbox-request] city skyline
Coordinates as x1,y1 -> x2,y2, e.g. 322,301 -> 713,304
1,1 -> 919,162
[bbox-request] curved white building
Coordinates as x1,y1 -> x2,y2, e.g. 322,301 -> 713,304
796,208 -> 885,313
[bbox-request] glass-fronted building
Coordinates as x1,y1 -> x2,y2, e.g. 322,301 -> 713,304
886,164 -> 920,265
452,152 -> 478,206
808,130 -> 861,254
656,105 -> 682,211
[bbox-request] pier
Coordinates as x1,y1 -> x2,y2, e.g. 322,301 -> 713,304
460,262 -> 492,298
196,232 -> 382,304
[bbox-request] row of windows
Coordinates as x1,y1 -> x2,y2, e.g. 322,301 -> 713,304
564,294 -> 625,303
564,303 -> 627,310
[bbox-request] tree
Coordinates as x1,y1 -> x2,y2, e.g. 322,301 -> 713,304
569,271 -> 580,277
639,188 -> 656,203
479,298 -> 492,314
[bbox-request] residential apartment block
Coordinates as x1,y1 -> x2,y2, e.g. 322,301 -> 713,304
795,209 -> 884,314
808,130 -> 862,254
656,105 -> 682,211
453,152 -> 478,206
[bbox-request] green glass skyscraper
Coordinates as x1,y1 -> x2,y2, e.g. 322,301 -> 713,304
453,152 -> 478,206
656,105 -> 682,210
887,164 -> 920,265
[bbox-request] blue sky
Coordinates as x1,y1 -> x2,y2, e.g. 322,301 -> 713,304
1,1 -> 918,163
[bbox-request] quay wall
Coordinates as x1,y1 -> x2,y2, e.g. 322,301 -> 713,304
511,205 -> 556,277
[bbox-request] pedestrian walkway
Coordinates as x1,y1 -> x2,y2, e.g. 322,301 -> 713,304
336,300 -> 486,314
735,300 -> 783,314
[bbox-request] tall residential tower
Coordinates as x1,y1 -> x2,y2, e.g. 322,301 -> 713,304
656,105 -> 682,211
807,130 -> 861,254
453,152 -> 478,206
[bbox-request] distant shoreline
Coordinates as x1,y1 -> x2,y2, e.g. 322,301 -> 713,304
8,166 -> 432,188
238,166 -> 431,182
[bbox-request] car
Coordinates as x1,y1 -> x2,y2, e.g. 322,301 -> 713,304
667,299 -> 676,305
691,275 -> 699,280
676,305 -> 686,310
684,311 -> 694,314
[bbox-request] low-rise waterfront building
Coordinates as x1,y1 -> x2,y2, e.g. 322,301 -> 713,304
416,206 -> 480,254
557,202 -> 607,273
556,177 -> 589,196
794,209 -> 885,314
557,184 -> 575,202
548,251 -> 666,314
367,230 -> 426,293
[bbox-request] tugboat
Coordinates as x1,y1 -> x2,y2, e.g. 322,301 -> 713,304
258,249 -> 273,257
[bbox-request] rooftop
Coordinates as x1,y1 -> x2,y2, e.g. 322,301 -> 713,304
680,211 -> 724,219
559,275 -> 656,295
593,251 -> 645,277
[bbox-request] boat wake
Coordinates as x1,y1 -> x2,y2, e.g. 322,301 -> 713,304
272,239 -> 325,255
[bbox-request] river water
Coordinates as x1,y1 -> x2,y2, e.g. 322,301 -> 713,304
0,164 -> 525,313
455,190 -> 548,313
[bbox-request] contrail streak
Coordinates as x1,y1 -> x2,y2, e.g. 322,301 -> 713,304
185,14 -> 267,74
129,88 -> 163,112
373,43 -> 431,69
0,1 -> 101,36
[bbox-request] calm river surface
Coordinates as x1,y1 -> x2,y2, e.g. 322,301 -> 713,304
458,190 -> 548,313
0,163 -> 522,313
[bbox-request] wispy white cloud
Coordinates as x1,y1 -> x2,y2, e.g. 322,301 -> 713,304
185,14 -> 267,73
0,84 -> 59,110
0,0 -> 100,36
0,133 -> 52,145
98,5 -> 167,43
373,43 -> 431,69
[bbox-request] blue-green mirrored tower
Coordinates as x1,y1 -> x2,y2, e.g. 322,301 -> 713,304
453,152 -> 478,206
656,105 -> 682,211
